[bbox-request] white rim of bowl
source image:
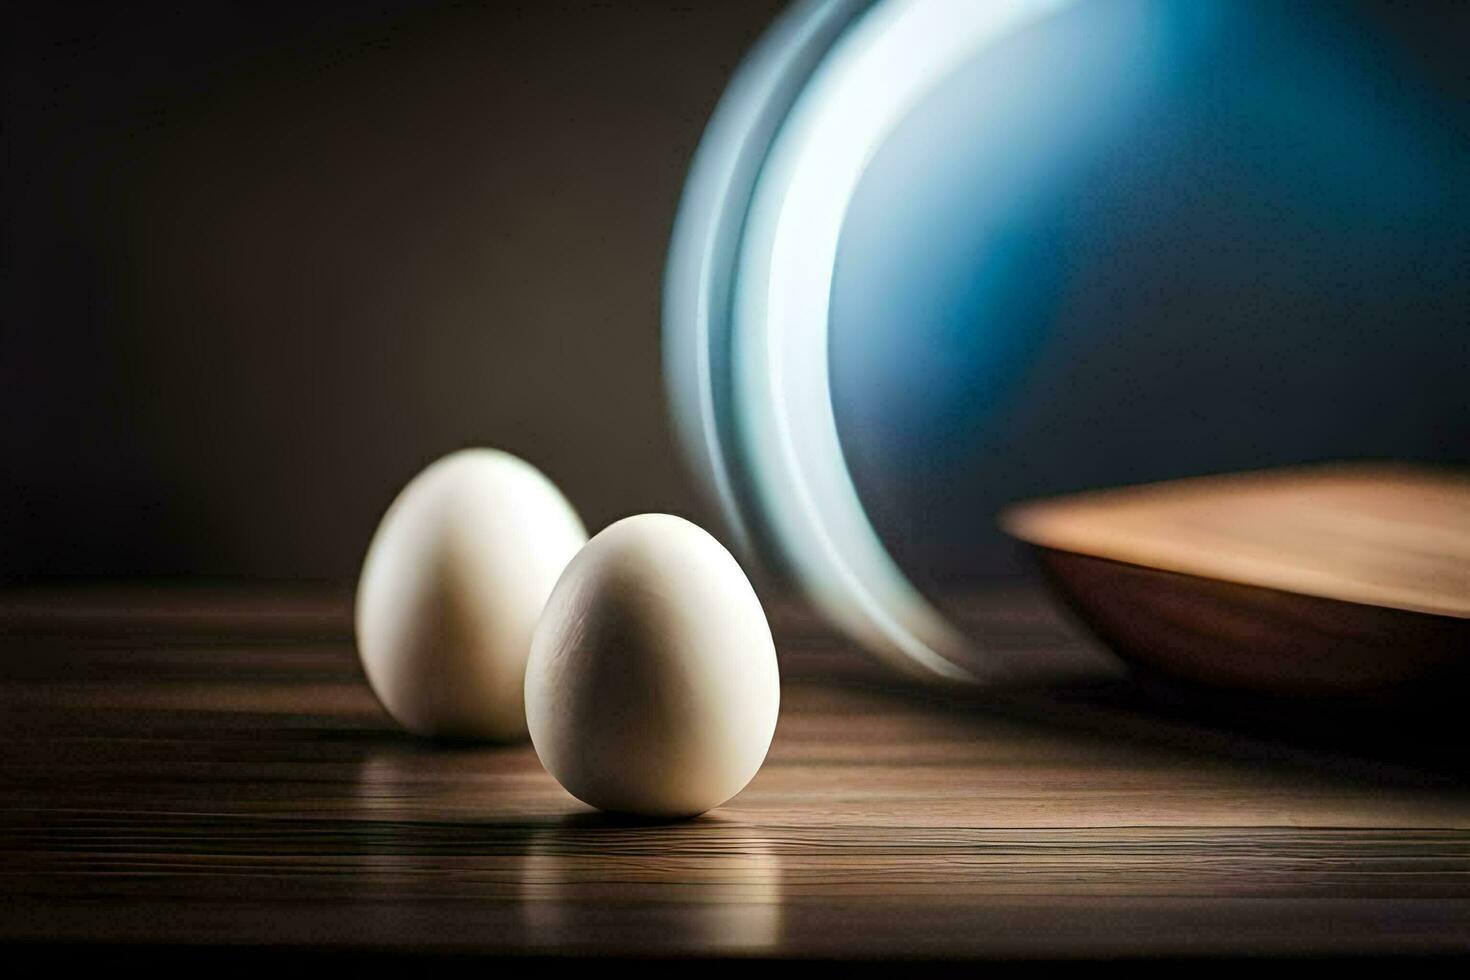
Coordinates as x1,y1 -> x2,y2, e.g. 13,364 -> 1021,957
667,0 -> 1077,683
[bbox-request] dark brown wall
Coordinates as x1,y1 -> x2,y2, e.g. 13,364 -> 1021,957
3,1 -> 788,582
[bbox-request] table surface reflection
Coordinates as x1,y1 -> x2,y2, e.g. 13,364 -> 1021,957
2,586 -> 1468,962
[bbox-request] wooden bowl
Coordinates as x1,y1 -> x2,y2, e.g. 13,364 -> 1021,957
1000,465 -> 1470,696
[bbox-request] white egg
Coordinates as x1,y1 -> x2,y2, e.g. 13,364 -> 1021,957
356,449 -> 587,741
525,513 -> 780,817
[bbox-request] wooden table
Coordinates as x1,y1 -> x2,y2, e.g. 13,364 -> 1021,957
3,586 -> 1469,963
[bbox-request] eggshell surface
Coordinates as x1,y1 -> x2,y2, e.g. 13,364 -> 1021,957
525,513 -> 780,817
356,449 -> 587,741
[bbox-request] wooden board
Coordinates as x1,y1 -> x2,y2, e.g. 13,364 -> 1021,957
1000,465 -> 1470,694
2,587 -> 1469,961
1001,463 -> 1470,619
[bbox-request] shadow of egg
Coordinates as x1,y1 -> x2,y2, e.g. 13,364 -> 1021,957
518,813 -> 784,954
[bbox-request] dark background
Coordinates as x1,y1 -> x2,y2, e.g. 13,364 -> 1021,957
3,0 -> 784,582
5,0 -> 1467,588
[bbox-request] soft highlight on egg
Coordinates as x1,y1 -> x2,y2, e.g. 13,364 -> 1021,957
356,449 -> 587,741
525,513 -> 780,818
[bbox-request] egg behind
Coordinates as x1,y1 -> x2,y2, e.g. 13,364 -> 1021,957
356,449 -> 587,741
525,514 -> 780,817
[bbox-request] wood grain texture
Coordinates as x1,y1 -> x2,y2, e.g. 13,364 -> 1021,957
2,587 -> 1469,961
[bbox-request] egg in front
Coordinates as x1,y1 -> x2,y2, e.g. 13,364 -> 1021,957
525,513 -> 780,817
